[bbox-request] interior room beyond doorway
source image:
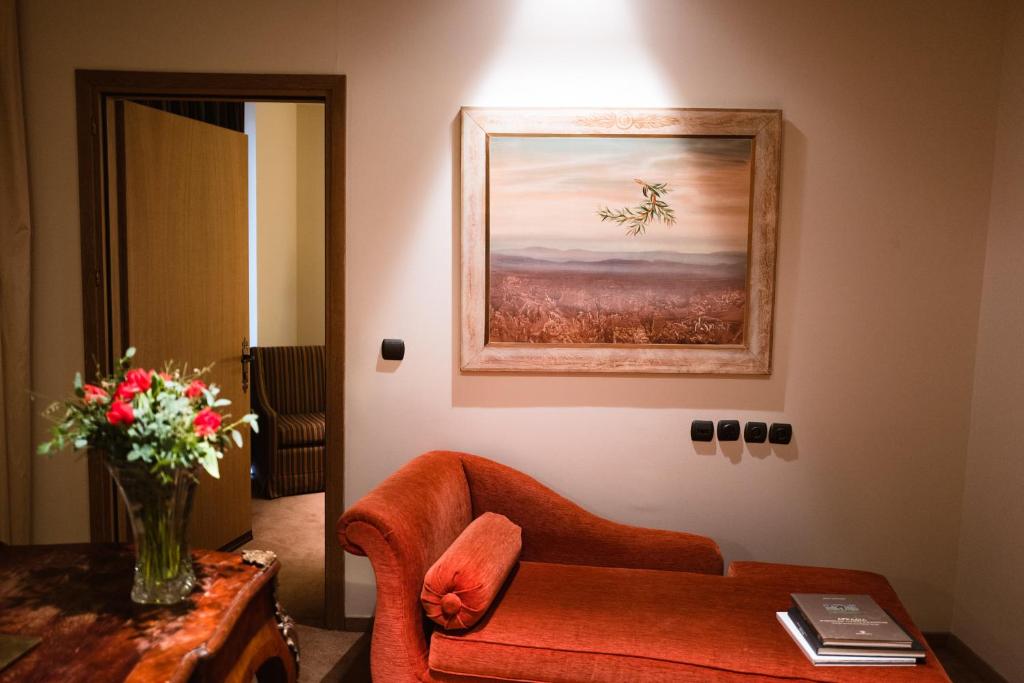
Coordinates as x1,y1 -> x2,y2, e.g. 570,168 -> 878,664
242,101 -> 328,629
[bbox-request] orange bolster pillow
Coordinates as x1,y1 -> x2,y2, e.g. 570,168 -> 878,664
421,512 -> 522,630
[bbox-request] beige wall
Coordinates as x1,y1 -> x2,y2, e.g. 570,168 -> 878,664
253,102 -> 299,347
17,0 -> 1010,633
252,102 -> 326,348
296,103 -> 326,346
952,3 -> 1024,679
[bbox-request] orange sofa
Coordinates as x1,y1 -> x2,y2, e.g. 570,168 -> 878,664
338,451 -> 950,682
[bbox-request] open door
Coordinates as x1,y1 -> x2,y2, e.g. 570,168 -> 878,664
108,100 -> 251,550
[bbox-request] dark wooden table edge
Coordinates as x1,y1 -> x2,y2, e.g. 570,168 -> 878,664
171,553 -> 284,683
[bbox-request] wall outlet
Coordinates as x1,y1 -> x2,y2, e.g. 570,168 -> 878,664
744,421 -> 768,443
769,423 -> 793,444
717,420 -> 741,441
690,420 -> 715,442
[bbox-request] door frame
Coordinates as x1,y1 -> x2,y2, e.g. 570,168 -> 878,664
74,70 -> 347,629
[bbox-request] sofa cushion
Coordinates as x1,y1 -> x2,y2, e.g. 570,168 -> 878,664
429,561 -> 949,682
278,412 -> 326,447
422,513 -> 521,630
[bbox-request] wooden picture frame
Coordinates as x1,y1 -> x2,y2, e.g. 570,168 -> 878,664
460,107 -> 782,374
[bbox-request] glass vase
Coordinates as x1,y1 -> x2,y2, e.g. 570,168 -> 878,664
107,462 -> 198,605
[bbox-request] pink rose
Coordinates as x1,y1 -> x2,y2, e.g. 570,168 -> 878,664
193,407 -> 222,437
106,400 -> 135,426
185,380 -> 207,399
83,384 -> 109,405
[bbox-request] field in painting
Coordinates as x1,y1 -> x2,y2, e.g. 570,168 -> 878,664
488,248 -> 746,345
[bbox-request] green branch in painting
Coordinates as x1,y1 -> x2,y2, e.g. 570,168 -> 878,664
597,179 -> 677,237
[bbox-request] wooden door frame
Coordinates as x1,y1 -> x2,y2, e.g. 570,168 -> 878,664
75,70 -> 347,629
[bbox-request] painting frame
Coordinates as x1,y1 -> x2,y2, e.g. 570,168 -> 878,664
460,107 -> 782,374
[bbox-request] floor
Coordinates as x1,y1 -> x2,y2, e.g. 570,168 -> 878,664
931,641 -> 994,683
243,492 -> 363,682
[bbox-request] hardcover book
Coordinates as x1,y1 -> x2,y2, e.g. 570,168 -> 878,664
787,608 -> 926,659
792,593 -> 913,648
776,612 -> 917,666
0,635 -> 40,672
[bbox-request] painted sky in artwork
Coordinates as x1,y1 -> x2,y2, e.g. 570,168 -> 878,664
488,135 -> 753,254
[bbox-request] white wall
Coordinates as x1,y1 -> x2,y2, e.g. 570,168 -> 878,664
16,0 -> 1010,633
250,101 -> 326,348
338,0 -> 1005,626
952,3 -> 1024,679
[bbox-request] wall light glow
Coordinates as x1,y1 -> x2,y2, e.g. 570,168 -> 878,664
469,0 -> 676,107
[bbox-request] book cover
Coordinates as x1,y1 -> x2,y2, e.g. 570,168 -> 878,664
0,635 -> 40,672
787,608 -> 926,659
792,593 -> 913,648
776,612 -> 918,667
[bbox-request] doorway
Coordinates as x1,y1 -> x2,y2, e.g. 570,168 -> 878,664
74,71 -> 347,629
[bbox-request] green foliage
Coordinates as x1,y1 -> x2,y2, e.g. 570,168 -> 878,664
598,179 -> 677,236
38,348 -> 258,485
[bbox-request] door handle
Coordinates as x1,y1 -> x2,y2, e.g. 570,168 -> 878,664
241,336 -> 251,394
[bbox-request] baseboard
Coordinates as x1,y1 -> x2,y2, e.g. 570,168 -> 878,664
218,530 -> 253,552
945,633 -> 1009,683
924,631 -> 1009,683
344,616 -> 372,632
332,629 -> 371,682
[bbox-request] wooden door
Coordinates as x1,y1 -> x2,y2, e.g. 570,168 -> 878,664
110,100 -> 251,550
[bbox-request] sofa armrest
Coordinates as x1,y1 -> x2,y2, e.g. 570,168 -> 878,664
460,453 -> 723,575
337,452 -> 474,683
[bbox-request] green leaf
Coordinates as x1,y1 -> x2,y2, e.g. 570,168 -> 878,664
243,414 -> 260,433
230,429 -> 243,448
74,372 -> 83,391
202,452 -> 220,479
73,438 -> 88,449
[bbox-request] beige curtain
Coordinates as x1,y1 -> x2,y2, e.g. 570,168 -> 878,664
0,0 -> 32,544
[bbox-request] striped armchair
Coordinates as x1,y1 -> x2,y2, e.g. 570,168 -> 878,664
250,345 -> 326,498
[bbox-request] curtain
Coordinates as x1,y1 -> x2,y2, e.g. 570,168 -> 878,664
0,0 -> 32,544
131,100 -> 246,132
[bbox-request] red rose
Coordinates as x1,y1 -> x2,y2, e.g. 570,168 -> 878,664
115,368 -> 153,401
185,380 -> 207,399
106,400 -> 135,426
193,407 -> 222,437
125,369 -> 153,392
83,384 -> 109,405
114,383 -> 137,401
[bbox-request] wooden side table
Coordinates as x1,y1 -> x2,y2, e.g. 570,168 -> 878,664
0,544 -> 298,682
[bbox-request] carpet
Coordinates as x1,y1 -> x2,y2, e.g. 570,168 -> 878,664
244,491 -> 327,627
242,492 -> 366,680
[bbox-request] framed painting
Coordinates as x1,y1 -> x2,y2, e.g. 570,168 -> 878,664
460,107 -> 782,374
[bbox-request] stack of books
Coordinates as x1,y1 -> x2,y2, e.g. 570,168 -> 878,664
776,593 -> 927,667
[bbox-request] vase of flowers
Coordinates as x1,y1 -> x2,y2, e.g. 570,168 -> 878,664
39,348 -> 257,605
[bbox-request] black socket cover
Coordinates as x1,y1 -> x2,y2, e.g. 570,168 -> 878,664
381,338 -> 405,361
769,423 -> 793,445
717,420 -> 741,441
690,420 -> 715,442
744,421 -> 768,443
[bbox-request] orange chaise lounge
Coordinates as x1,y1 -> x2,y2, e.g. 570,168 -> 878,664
338,451 -> 950,682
